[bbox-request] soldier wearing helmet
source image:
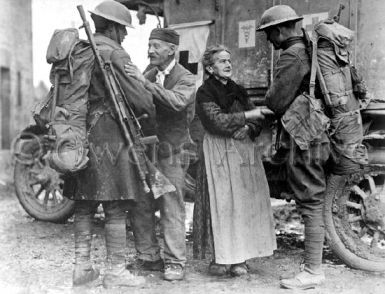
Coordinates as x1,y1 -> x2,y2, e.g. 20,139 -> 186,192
70,0 -> 155,289
257,5 -> 331,290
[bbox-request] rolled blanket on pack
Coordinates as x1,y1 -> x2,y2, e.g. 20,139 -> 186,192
315,20 -> 368,172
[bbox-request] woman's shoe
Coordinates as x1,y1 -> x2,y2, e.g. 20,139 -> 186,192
230,262 -> 248,277
208,261 -> 228,276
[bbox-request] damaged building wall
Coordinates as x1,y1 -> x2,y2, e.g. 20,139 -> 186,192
356,0 -> 385,100
0,0 -> 33,149
131,0 -> 384,100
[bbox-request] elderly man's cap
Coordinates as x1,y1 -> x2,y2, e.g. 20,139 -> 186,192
149,28 -> 180,45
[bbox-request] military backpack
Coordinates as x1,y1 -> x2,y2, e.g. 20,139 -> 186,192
33,28 -> 95,174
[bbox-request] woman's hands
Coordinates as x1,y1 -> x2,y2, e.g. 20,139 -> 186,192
232,125 -> 249,140
234,107 -> 275,140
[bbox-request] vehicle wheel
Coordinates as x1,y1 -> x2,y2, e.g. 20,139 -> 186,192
324,166 -> 385,271
13,129 -> 75,223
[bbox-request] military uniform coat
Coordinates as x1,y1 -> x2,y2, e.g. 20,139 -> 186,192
70,34 -> 155,201
265,36 -> 330,211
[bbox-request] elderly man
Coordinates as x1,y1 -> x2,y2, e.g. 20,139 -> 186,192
67,0 -> 155,289
125,28 -> 196,281
257,5 -> 331,290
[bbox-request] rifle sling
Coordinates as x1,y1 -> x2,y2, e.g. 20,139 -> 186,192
99,50 -> 151,179
100,51 -> 140,139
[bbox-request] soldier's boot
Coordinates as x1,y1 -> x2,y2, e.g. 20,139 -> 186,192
281,217 -> 325,290
103,263 -> 145,289
72,231 -> 100,287
280,266 -> 325,290
102,223 -> 145,289
73,264 -> 100,287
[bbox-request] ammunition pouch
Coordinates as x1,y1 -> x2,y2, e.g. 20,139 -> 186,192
281,93 -> 330,150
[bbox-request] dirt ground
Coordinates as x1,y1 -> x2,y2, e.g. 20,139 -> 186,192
1,184 -> 385,294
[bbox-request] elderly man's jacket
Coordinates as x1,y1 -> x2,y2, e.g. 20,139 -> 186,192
144,63 -> 196,158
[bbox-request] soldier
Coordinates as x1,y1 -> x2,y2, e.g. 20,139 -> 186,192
67,0 -> 155,289
257,5 -> 330,290
124,28 -> 196,281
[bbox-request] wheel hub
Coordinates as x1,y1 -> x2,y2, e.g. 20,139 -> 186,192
30,160 -> 62,191
363,189 -> 385,234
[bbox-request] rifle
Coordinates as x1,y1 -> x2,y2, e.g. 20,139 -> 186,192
333,4 -> 345,23
77,5 -> 175,198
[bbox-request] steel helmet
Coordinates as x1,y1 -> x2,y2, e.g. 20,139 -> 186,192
89,1 -> 134,28
257,5 -> 303,31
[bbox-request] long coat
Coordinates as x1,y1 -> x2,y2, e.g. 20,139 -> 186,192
69,34 -> 155,201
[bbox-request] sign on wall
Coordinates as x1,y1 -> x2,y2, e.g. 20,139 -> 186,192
238,20 -> 256,48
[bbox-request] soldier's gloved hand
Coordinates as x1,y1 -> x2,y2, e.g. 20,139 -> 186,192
244,107 -> 275,121
244,108 -> 265,120
232,125 -> 249,140
261,108 -> 275,117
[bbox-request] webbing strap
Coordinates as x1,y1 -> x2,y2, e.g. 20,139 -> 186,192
322,65 -> 350,77
309,37 -> 318,97
48,120 -> 84,129
47,72 -> 61,137
310,35 -> 333,109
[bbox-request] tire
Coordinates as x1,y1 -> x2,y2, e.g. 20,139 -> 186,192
324,166 -> 385,272
13,128 -> 75,223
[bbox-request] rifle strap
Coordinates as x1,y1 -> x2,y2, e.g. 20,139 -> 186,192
105,56 -> 141,140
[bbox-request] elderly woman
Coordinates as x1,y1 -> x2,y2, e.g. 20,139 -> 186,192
193,45 -> 276,276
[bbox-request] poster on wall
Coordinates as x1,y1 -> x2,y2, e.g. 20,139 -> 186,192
238,20 -> 256,48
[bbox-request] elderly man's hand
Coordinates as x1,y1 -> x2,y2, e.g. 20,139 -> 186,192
124,61 -> 145,84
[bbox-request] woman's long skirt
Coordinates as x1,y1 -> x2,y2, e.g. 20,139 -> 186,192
194,133 -> 276,264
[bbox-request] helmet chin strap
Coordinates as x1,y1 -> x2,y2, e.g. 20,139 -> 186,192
113,24 -> 121,44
